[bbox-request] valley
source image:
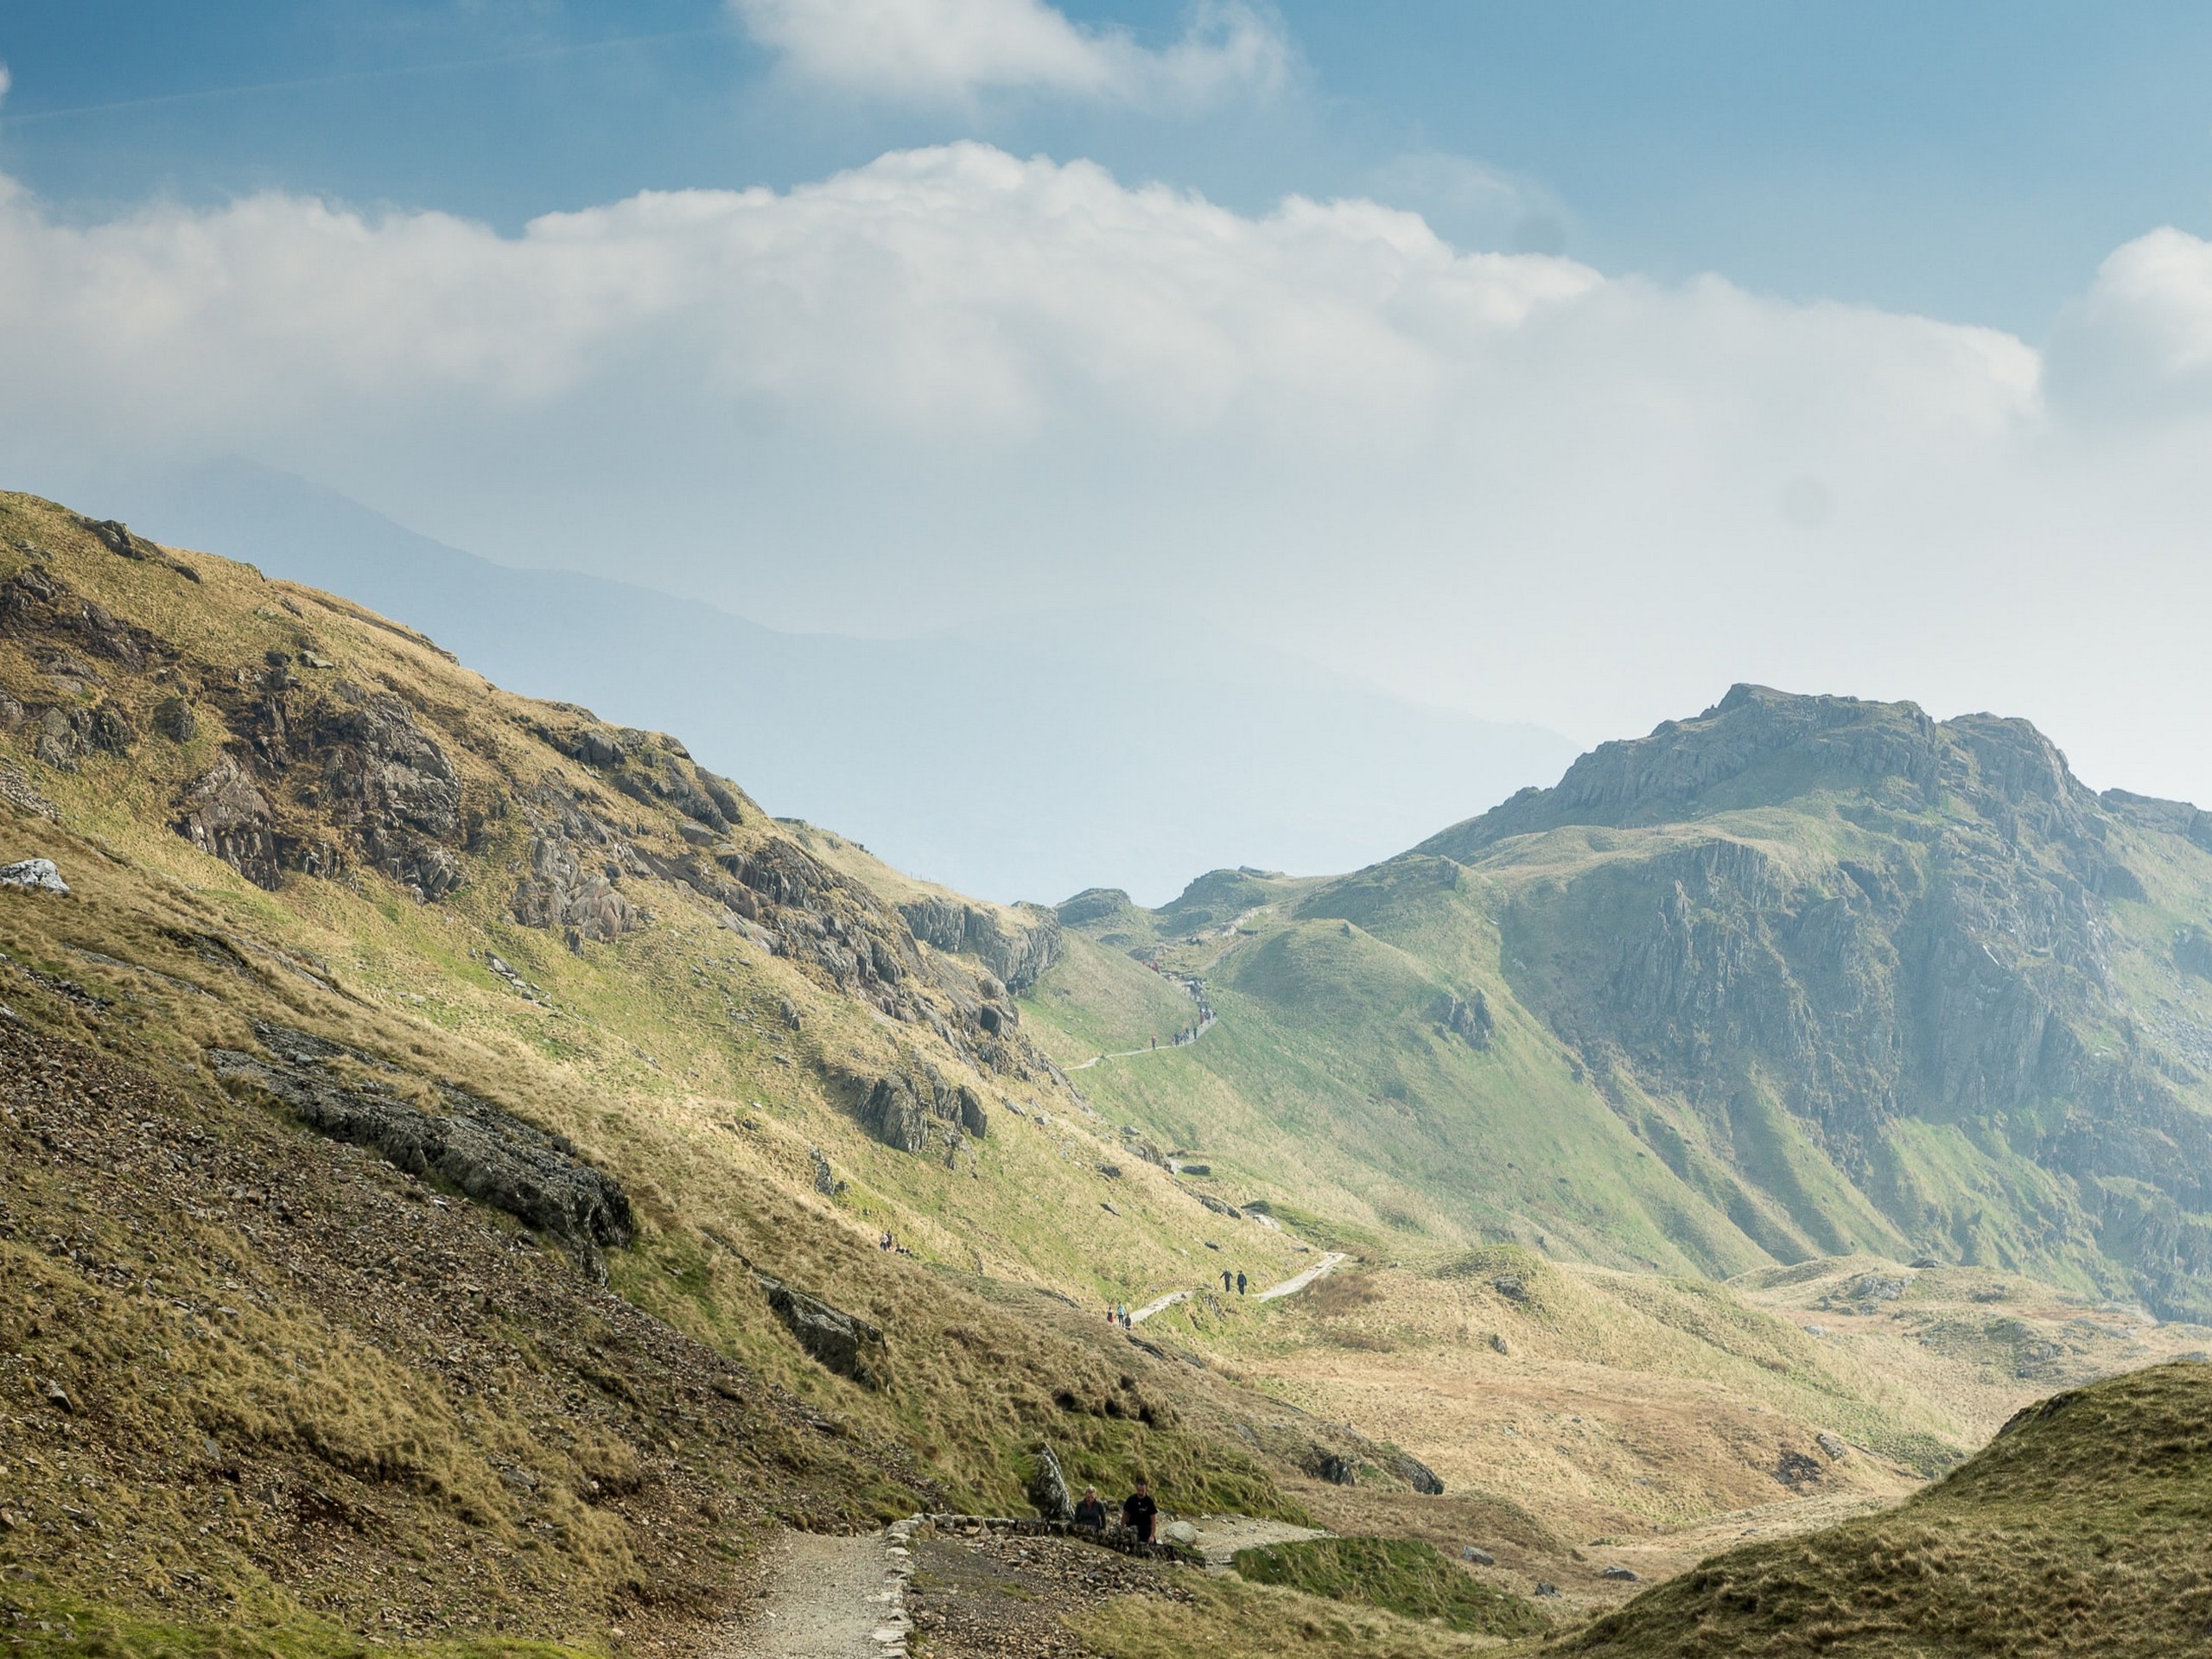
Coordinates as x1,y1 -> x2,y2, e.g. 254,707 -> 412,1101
0,489 -> 2207,1658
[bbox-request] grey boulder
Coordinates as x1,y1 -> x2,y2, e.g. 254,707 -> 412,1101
0,859 -> 67,894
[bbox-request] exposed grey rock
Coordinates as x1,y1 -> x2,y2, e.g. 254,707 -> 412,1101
1601,1565 -> 1641,1581
1815,1432 -> 1848,1461
1394,1452 -> 1445,1495
1776,1450 -> 1824,1486
1461,1546 -> 1495,1566
1028,1442 -> 1074,1521
0,859 -> 67,895
1437,988 -> 1494,1048
1196,1192 -> 1242,1219
512,781 -> 645,945
957,1084 -> 988,1138
175,753 -> 292,891
810,1146 -> 842,1197
865,1075 -> 931,1154
1491,1274 -> 1529,1303
1535,1582 -> 1560,1598
151,696 -> 197,743
1314,1452 -> 1357,1485
208,1029 -> 634,1274
754,1271 -> 884,1388
899,895 -> 1062,993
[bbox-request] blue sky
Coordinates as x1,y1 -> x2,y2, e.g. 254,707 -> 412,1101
3,2 -> 2212,839
5,2 -> 2212,334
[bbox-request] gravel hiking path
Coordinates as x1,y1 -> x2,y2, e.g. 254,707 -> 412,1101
1131,1248 -> 1346,1324
1065,1010 -> 1217,1072
726,1529 -> 907,1658
1185,1514 -> 1332,1567
1255,1250 -> 1349,1302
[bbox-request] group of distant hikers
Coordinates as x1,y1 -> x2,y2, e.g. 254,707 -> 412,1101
1071,1478 -> 1159,1543
1107,1268 -> 1249,1332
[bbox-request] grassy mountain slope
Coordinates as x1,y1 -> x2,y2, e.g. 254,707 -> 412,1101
1037,685 -> 2212,1327
1562,1360 -> 2212,1656
0,492 -> 1446,1651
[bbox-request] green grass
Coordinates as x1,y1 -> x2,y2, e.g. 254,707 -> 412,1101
1069,1573 -> 1541,1659
1230,1537 -> 1548,1637
0,1584 -> 588,1659
1563,1362 -> 2212,1656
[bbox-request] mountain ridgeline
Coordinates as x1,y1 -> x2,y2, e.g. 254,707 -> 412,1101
1045,684 -> 2212,1323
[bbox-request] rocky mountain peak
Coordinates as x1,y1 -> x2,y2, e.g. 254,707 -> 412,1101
1427,683 -> 2110,857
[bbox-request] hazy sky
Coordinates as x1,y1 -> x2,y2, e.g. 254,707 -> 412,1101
4,3 -> 2212,806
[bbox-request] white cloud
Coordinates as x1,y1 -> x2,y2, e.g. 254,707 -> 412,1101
2046,226 -> 2212,419
3,149 -> 2212,810
729,0 -> 1289,105
0,60 -> 12,107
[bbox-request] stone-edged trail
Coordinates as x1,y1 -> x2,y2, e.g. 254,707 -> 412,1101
723,1518 -> 918,1658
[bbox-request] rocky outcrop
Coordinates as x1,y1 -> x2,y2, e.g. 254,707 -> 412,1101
1410,683 -> 2212,1314
1056,887 -> 1135,928
175,753 -> 340,892
754,1272 -> 884,1388
512,779 -> 647,949
0,566 -> 174,677
0,858 -> 67,894
1436,989 -> 1493,1048
208,1025 -> 636,1274
1394,1452 -> 1445,1495
162,671 -> 466,900
855,1066 -> 989,1154
1027,1443 -> 1075,1522
899,896 -> 1062,994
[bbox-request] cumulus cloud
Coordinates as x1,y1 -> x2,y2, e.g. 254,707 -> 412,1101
729,0 -> 1289,105
3,148 -> 2211,808
2046,226 -> 2212,420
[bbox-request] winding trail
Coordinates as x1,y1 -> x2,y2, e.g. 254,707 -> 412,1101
1068,970 -> 1217,1071
1129,1287 -> 1194,1323
1066,1009 -> 1217,1071
1255,1250 -> 1348,1302
1128,1249 -> 1348,1325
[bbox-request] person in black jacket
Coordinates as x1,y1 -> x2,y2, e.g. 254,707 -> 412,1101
1122,1478 -> 1158,1543
1074,1485 -> 1108,1531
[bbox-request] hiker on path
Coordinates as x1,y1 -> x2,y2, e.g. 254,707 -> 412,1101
1074,1486 -> 1108,1531
1236,1270 -> 1247,1295
1122,1479 -> 1158,1544
1221,1269 -> 1232,1293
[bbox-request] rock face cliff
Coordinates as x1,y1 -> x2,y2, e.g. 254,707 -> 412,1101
1419,684 -> 2212,1317
0,497 -> 1056,1160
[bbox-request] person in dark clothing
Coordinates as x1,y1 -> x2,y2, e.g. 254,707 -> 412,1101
1221,1269 -> 1232,1292
1122,1479 -> 1158,1543
1236,1270 -> 1247,1295
1074,1485 -> 1108,1531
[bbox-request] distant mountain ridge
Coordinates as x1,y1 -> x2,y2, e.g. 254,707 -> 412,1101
41,459 -> 1576,906
1043,682 -> 2212,1322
